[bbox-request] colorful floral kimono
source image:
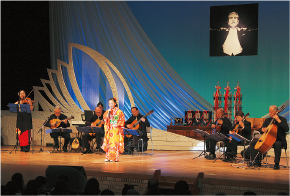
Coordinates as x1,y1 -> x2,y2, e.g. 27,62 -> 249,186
101,107 -> 125,161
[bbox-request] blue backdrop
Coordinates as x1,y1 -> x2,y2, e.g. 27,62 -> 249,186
49,1 -> 289,129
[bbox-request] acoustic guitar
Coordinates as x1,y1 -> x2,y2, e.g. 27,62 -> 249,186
229,113 -> 249,142
91,119 -> 104,127
50,116 -> 74,129
254,105 -> 285,154
129,110 -> 154,130
89,119 -> 104,136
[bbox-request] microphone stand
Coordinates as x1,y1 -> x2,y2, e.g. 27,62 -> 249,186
37,117 -> 50,153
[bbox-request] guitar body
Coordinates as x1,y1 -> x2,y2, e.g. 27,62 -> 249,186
50,116 -> 74,129
50,119 -> 62,129
130,120 -> 140,130
71,138 -> 80,149
254,105 -> 284,154
90,119 -> 103,136
128,110 -> 154,131
91,119 -> 103,127
254,124 -> 278,154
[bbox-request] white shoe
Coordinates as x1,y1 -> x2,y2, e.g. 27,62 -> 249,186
109,160 -> 113,162
104,159 -> 109,162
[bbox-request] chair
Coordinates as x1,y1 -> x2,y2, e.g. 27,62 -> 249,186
138,126 -> 153,155
52,136 -> 71,153
91,135 -> 104,155
263,146 -> 289,168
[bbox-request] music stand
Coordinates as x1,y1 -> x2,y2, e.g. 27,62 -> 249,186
229,133 -> 251,169
208,132 -> 231,163
192,129 -> 210,159
8,103 -> 31,154
46,128 -> 72,153
35,117 -> 50,153
123,128 -> 140,155
76,127 -> 104,154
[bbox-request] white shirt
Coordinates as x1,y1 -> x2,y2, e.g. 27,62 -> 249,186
222,28 -> 243,56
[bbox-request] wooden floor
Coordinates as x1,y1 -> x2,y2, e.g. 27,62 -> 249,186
1,145 -> 289,188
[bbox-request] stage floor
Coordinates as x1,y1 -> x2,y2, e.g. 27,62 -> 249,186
1,145 -> 289,188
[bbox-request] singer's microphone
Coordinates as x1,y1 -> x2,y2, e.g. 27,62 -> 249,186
108,107 -> 112,117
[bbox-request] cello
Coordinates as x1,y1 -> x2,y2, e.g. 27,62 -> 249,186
254,105 -> 285,154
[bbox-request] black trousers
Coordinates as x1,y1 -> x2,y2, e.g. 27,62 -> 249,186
50,132 -> 70,148
273,140 -> 284,164
82,132 -> 103,149
226,139 -> 238,156
206,138 -> 217,154
250,140 -> 268,163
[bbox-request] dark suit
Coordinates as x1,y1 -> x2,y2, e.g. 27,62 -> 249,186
206,117 -> 232,155
251,115 -> 289,164
227,120 -> 252,156
83,114 -> 104,149
125,114 -> 150,151
45,113 -> 71,148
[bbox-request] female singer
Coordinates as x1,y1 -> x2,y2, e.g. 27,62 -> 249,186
101,98 -> 125,162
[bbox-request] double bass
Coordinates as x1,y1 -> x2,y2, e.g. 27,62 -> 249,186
254,105 -> 285,154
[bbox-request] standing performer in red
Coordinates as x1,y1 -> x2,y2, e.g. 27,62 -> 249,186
101,98 -> 125,162
14,90 -> 33,152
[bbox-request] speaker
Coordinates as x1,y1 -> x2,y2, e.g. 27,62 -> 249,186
45,165 -> 87,194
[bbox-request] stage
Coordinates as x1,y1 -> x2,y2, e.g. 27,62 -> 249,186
1,145 -> 289,195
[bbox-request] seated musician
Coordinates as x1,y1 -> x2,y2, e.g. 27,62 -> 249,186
97,102 -> 106,116
224,111 -> 251,162
44,106 -> 71,152
82,106 -> 105,154
205,108 -> 232,160
249,105 -> 289,169
15,90 -> 33,152
125,107 -> 150,152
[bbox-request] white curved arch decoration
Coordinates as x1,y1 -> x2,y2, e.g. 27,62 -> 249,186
33,43 -> 135,113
